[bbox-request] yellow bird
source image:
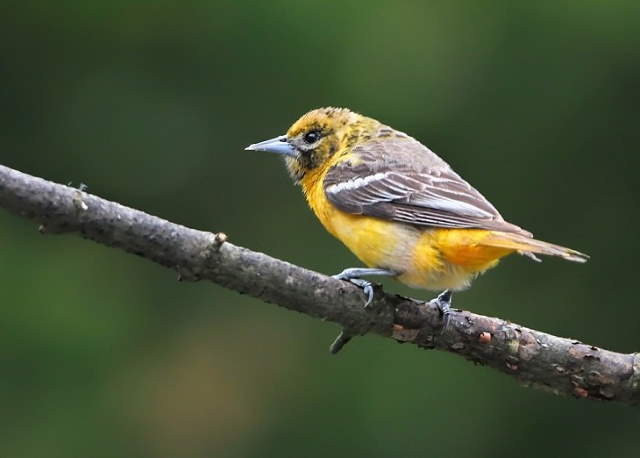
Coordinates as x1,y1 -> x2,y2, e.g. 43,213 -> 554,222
246,107 -> 588,318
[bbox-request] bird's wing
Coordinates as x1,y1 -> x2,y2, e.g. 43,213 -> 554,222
324,133 -> 530,235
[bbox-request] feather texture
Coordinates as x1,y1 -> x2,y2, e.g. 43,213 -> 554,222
324,130 -> 530,236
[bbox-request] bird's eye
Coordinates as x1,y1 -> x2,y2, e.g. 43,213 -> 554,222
303,130 -> 321,144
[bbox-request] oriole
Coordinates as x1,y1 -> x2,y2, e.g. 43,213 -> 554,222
246,107 -> 587,316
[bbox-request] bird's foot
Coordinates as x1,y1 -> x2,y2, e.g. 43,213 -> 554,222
428,289 -> 453,333
348,278 -> 375,307
332,267 -> 397,308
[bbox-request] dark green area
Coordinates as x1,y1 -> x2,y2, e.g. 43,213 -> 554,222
1,2 -> 639,457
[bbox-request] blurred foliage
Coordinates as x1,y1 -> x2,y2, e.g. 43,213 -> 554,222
1,1 -> 639,457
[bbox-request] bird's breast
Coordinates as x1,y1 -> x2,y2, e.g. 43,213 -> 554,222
302,169 -> 417,271
301,167 -> 507,292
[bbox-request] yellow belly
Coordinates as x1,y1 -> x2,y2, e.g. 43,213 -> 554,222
301,166 -> 514,291
325,210 -> 422,272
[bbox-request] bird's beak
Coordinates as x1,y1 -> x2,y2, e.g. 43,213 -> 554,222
245,135 -> 297,158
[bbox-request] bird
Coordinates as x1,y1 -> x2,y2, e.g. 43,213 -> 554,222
245,107 -> 588,321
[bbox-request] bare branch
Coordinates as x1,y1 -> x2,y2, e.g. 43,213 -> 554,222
0,164 -> 638,406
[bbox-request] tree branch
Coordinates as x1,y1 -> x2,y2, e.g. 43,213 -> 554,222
0,164 -> 638,406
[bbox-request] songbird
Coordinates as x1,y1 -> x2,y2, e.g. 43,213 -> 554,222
246,107 -> 588,318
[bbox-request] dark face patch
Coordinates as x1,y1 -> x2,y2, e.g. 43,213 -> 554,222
288,131 -> 339,178
281,107 -> 380,183
284,112 -> 345,182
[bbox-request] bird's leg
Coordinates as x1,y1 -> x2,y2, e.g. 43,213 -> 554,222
329,267 -> 397,355
332,268 -> 397,307
429,289 -> 453,333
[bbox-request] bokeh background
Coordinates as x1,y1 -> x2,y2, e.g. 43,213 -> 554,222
1,1 -> 639,457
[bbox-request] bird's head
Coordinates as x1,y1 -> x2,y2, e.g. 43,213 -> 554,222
246,107 -> 372,182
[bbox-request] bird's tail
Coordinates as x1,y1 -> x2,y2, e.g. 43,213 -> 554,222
484,231 -> 589,263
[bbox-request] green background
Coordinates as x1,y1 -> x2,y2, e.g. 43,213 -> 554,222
1,2 -> 639,457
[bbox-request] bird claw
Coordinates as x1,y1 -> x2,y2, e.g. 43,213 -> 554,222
359,280 -> 375,307
428,290 -> 453,333
332,274 -> 375,307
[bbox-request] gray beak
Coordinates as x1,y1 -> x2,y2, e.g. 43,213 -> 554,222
245,135 -> 297,158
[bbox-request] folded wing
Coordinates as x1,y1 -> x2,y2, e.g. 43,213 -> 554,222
324,133 -> 530,235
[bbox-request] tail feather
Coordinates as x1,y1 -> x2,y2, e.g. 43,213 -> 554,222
484,232 -> 589,263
